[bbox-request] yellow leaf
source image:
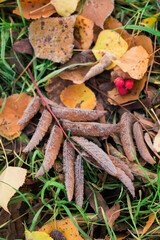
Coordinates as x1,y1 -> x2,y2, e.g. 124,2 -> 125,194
0,167 -> 27,213
114,46 -> 149,80
140,213 -> 156,237
0,93 -> 32,140
60,83 -> 96,110
92,30 -> 128,69
142,12 -> 160,27
39,218 -> 84,240
25,228 -> 52,240
51,0 -> 79,16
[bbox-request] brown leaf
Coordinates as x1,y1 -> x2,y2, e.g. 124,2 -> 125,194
28,16 -> 77,63
36,125 -> 63,177
51,105 -> 106,122
49,230 -> 66,240
72,136 -> 117,176
133,122 -> 155,164
144,132 -> 160,158
63,140 -> 75,202
18,96 -> 41,126
75,155 -> 84,208
105,203 -> 120,227
13,39 -> 33,55
153,129 -> 160,153
23,109 -> 52,153
81,0 -> 114,29
120,112 -> 136,161
62,120 -> 121,137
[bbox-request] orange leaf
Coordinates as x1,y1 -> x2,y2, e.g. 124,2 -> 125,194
28,16 -> 77,63
60,83 -> 96,110
81,0 -> 114,29
0,93 -> 32,140
74,15 -> 94,50
39,218 -> 84,240
13,0 -> 55,19
140,213 -> 156,237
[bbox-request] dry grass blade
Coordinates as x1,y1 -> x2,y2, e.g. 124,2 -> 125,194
109,155 -> 134,180
36,124 -> 63,177
72,136 -> 117,176
75,154 -> 84,208
63,139 -> 75,202
51,105 -> 106,122
62,120 -> 121,136
18,96 -> 41,125
23,109 -> 52,152
120,112 -> 136,161
133,122 -> 155,164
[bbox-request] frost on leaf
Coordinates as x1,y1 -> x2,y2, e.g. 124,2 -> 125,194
36,124 -> 63,177
72,136 -> 117,176
23,109 -> 52,152
63,140 -> 75,202
75,154 -> 84,208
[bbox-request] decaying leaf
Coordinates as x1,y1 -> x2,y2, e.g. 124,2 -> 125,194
60,83 -> 96,110
51,0 -> 79,17
74,15 -> 94,50
36,125 -> 63,177
81,0 -> 114,29
28,16 -> 77,63
51,105 -> 106,122
72,136 -> 117,176
153,129 -> 160,152
92,30 -> 128,69
144,132 -> 160,158
133,122 -> 155,164
120,112 -> 136,161
75,154 -> 84,208
0,93 -> 32,140
13,0 -> 55,19
13,39 -> 33,55
23,109 -> 52,153
49,230 -> 66,240
63,140 -> 75,202
114,46 -> 149,80
25,228 -> 52,240
105,203 -> 120,227
0,167 -> 27,213
62,120 -> 121,137
39,218 -> 84,240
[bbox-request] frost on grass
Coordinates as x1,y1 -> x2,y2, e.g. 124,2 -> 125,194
75,154 -> 84,208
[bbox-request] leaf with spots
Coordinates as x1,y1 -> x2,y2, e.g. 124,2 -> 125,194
28,16 -> 77,63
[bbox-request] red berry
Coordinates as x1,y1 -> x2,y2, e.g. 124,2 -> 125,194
124,79 -> 134,89
118,86 -> 128,95
114,77 -> 124,87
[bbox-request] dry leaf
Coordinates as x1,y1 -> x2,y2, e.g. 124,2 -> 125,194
72,136 -> 117,176
144,132 -> 160,159
81,0 -> 114,29
25,228 -> 52,240
13,39 -> 33,55
39,218 -> 84,240
13,0 -> 55,19
62,120 -> 121,137
60,83 -> 96,110
153,129 -> 160,152
141,13 -> 160,27
36,125 -> 63,177
114,46 -> 149,80
51,105 -> 106,122
75,154 -> 84,208
133,122 -> 155,164
0,167 -> 27,213
28,16 -> 77,63
108,74 -> 147,105
23,109 -> 52,153
140,213 -> 156,237
0,93 -> 32,140
120,112 -> 136,162
92,30 -> 128,69
105,203 -> 120,227
63,140 -> 75,202
51,0 -> 79,17
74,15 -> 94,50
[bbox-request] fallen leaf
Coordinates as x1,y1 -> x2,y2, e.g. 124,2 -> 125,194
49,230 -> 67,239
81,0 -> 114,29
140,213 -> 156,237
13,0 -> 55,19
60,83 -> 96,110
141,13 -> 160,27
51,0 -> 79,17
153,129 -> 160,152
39,218 -> 84,240
25,228 -> 53,240
0,93 -> 32,140
0,167 -> 27,213
105,203 -> 120,227
108,74 -> 146,105
28,16 -> 77,63
92,30 -> 128,69
114,46 -> 149,80
75,154 -> 84,208
144,132 -> 160,159
74,15 -> 94,50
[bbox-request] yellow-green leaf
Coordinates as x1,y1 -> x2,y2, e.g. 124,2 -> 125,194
25,228 -> 52,240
